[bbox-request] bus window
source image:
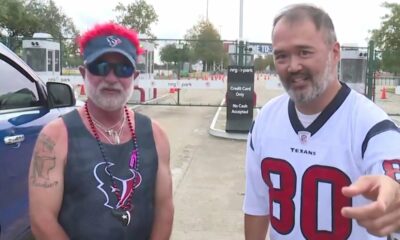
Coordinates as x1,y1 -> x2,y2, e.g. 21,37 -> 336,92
22,48 -> 46,72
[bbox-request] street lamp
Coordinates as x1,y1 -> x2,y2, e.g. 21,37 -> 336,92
206,0 -> 209,21
238,0 -> 244,66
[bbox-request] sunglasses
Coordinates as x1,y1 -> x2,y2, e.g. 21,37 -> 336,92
87,61 -> 135,78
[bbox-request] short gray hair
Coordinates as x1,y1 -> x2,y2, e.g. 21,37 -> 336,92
272,4 -> 337,45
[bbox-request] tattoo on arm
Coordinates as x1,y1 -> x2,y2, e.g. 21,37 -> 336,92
31,134 -> 59,188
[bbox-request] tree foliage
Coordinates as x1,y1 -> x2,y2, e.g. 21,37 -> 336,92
370,2 -> 400,73
0,0 -> 77,38
28,0 -> 78,38
0,0 -> 79,60
114,0 -> 158,38
160,44 -> 178,64
185,20 -> 227,71
159,43 -> 190,75
0,0 -> 33,37
254,55 -> 275,72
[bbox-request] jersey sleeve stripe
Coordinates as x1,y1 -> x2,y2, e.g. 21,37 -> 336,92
249,120 -> 255,151
361,119 -> 400,158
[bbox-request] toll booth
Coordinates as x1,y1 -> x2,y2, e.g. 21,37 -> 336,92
21,33 -> 156,103
22,33 -> 61,83
130,40 -> 156,103
340,47 -> 368,94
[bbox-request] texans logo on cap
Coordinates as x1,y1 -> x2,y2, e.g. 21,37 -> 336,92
106,36 -> 122,48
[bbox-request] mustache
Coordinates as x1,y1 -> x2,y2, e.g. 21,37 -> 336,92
97,82 -> 124,91
83,76 -> 124,91
288,72 -> 311,81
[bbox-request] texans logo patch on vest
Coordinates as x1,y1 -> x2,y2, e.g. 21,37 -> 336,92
94,162 -> 142,209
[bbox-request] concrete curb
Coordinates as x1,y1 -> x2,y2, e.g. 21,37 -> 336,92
129,93 -> 171,110
208,98 -> 248,141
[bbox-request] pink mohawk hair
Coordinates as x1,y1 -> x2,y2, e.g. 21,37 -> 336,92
78,22 -> 144,56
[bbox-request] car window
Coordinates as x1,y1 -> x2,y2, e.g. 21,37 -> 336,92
0,58 -> 40,110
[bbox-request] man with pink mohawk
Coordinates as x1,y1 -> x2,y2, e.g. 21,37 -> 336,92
29,22 -> 173,240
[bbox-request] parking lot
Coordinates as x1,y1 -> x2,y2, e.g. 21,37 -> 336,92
132,78 -> 400,240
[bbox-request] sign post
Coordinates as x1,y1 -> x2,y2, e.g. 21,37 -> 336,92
226,65 -> 254,133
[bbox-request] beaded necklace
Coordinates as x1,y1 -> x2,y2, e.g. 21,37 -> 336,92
84,102 -> 139,226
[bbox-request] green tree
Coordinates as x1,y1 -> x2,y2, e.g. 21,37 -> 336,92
254,57 -> 267,72
370,2 -> 400,74
0,0 -> 35,38
26,0 -> 79,67
253,55 -> 275,72
159,43 -> 190,76
0,0 -> 79,62
265,55 -> 275,72
185,20 -> 227,72
160,44 -> 179,64
114,0 -> 158,38
0,0 -> 77,38
27,0 -> 78,38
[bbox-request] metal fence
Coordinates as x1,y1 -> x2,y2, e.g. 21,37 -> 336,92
1,36 -> 399,113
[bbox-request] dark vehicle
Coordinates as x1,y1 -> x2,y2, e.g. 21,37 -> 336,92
0,42 -> 76,239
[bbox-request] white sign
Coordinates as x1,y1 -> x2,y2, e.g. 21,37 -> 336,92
227,43 -> 273,55
247,43 -> 273,55
38,74 -> 83,86
396,86 -> 400,95
138,79 -> 225,89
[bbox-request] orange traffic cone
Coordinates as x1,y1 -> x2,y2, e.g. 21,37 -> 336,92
80,84 -> 86,96
380,86 -> 387,99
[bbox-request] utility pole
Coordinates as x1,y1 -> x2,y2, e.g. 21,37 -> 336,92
238,0 -> 244,66
206,0 -> 209,21
239,0 -> 243,40
367,40 -> 375,100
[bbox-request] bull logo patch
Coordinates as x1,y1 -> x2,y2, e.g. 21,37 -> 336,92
94,162 -> 142,209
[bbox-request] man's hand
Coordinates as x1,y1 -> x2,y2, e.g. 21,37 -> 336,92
341,175 -> 400,237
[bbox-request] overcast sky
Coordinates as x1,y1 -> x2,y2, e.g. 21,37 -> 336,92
52,0 -> 399,47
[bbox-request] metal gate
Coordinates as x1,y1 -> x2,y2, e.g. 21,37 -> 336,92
2,36 -> 399,122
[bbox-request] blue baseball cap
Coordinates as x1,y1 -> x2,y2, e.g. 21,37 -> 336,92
83,35 -> 138,67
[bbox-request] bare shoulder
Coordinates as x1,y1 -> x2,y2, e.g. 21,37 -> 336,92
29,117 -> 68,188
150,119 -> 170,163
151,119 -> 168,141
38,117 -> 68,154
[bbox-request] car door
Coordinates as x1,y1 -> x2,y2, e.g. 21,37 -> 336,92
0,51 -> 64,240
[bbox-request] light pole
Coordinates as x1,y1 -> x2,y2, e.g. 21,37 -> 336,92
206,0 -> 209,21
239,0 -> 243,40
176,42 -> 184,105
238,0 -> 244,66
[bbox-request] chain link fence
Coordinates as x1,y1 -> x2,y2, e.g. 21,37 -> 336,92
1,36 -> 399,115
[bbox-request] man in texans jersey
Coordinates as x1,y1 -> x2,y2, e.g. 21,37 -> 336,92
243,4 -> 400,240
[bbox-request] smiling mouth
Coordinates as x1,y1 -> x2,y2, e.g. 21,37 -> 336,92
290,77 -> 309,89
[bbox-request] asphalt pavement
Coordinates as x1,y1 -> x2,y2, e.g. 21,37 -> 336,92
132,80 -> 400,240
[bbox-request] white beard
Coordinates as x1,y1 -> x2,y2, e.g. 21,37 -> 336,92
84,76 -> 133,111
